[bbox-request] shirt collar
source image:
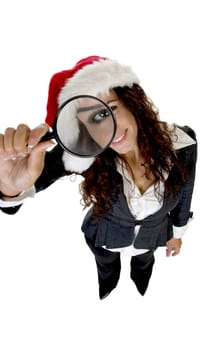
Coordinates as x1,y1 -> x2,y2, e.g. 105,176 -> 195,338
170,125 -> 196,150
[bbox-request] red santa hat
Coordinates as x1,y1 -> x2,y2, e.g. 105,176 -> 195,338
45,55 -> 140,173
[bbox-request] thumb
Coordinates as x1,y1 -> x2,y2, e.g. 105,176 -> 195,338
28,140 -> 54,175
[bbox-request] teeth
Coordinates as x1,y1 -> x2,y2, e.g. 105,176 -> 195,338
113,132 -> 125,143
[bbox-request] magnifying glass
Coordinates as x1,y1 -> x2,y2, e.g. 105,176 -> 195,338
41,95 -> 117,157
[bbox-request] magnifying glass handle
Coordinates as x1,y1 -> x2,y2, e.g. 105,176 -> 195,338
40,131 -> 55,142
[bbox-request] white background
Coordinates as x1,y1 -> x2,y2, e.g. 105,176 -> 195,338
0,0 -> 223,349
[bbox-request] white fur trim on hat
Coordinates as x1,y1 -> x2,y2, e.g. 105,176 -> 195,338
58,59 -> 140,104
62,151 -> 95,173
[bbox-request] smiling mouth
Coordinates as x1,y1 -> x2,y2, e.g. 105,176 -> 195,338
112,129 -> 127,145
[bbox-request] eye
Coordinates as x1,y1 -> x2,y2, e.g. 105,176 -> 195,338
89,108 -> 111,123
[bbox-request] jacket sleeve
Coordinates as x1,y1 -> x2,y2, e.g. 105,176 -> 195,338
170,126 -> 198,227
34,145 -> 71,192
0,145 -> 71,215
0,205 -> 23,215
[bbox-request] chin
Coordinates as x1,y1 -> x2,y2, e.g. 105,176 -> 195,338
112,145 -> 131,155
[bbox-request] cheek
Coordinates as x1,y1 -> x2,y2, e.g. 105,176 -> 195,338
116,111 -> 136,128
128,118 -> 138,138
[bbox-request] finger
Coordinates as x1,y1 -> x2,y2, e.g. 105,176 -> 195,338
13,124 -> 31,155
168,245 -> 181,257
28,140 -> 54,175
166,246 -> 172,257
172,247 -> 181,256
0,134 -> 4,155
4,127 -> 16,156
0,134 -> 9,159
166,245 -> 178,257
27,123 -> 49,150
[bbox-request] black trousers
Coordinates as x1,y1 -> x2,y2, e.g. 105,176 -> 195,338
85,237 -> 155,299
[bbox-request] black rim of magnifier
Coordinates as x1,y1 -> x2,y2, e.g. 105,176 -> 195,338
51,94 -> 117,158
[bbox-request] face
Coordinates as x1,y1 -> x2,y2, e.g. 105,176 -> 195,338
75,96 -> 115,151
98,90 -> 138,155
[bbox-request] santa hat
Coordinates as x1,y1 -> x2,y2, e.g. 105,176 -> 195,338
45,55 -> 140,173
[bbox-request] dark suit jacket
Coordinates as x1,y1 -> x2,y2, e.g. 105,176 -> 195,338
82,126 -> 197,249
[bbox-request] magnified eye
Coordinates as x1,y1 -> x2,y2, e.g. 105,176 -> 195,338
89,109 -> 110,123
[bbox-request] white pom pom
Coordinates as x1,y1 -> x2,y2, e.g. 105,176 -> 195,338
62,152 -> 95,173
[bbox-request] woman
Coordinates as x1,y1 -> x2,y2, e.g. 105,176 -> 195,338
0,55 -> 197,299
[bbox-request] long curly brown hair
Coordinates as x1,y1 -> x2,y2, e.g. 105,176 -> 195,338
80,84 -> 187,217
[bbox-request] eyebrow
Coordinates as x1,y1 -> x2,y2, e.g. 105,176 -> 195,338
77,104 -> 103,113
77,99 -> 118,113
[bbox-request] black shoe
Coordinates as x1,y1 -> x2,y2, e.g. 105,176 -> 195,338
130,252 -> 155,296
99,279 -> 118,300
100,291 -> 112,300
132,279 -> 149,296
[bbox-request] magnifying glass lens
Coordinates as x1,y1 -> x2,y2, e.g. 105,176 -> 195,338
54,95 -> 116,157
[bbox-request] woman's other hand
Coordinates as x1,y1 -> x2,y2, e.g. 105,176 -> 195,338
0,123 -> 54,197
166,238 -> 182,257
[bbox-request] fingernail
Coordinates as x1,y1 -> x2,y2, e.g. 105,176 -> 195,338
27,144 -> 34,153
38,123 -> 48,129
